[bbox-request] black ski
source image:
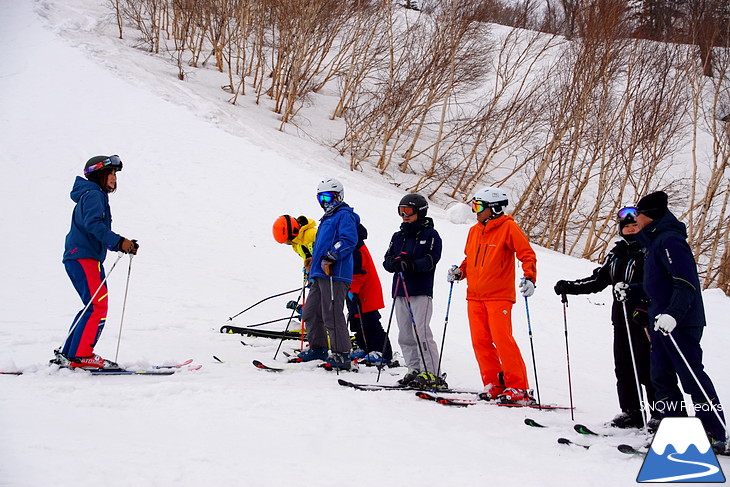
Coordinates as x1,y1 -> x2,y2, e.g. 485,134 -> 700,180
416,391 -> 574,410
525,418 -> 547,428
558,437 -> 590,449
252,360 -> 285,372
220,324 -> 304,340
617,443 -> 646,456
573,424 -> 610,437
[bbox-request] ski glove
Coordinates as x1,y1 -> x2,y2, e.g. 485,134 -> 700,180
321,252 -> 337,276
654,314 -> 677,335
554,280 -> 572,295
303,257 -> 312,275
520,278 -> 535,297
446,265 -> 462,283
347,292 -> 359,304
118,237 -> 138,255
613,282 -> 630,302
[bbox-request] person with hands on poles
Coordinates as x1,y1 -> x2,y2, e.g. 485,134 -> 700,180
448,186 -> 537,405
554,206 -> 658,429
295,178 -> 359,371
634,191 -> 727,451
384,193 -> 444,389
53,155 -> 138,370
347,222 -> 393,366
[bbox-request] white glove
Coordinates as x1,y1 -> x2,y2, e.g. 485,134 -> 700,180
446,265 -> 462,283
654,314 -> 677,335
520,278 -> 535,298
613,282 -> 629,302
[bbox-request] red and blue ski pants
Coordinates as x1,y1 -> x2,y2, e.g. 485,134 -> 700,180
467,299 -> 529,390
63,259 -> 108,358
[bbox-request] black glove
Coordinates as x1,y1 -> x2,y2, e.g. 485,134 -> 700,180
394,256 -> 413,273
554,280 -> 571,295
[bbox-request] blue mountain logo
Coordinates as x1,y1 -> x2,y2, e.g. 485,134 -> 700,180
637,417 -> 725,483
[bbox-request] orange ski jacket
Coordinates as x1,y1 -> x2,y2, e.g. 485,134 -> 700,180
458,215 -> 537,303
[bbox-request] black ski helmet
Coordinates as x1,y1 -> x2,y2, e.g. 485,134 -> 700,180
617,206 -> 638,238
398,193 -> 429,218
84,155 -> 123,185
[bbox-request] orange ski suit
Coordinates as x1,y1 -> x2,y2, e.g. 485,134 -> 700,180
458,215 -> 537,389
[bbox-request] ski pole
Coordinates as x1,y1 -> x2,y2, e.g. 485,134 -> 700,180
228,287 -> 301,321
330,275 -> 340,376
621,301 -> 647,430
273,275 -> 308,360
377,275 -> 400,383
667,332 -> 729,440
561,293 -> 575,421
399,272 -> 430,376
523,293 -> 542,408
60,252 -> 124,350
114,254 -> 134,362
436,281 -> 453,377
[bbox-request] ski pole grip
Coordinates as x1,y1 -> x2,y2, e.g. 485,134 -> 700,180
561,292 -> 568,305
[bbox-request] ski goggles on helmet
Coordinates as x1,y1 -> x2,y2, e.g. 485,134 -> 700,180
317,191 -> 337,206
84,155 -> 123,175
617,206 -> 638,220
398,205 -> 417,217
471,200 -> 488,213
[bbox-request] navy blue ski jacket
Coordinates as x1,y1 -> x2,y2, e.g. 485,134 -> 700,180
635,211 -> 706,328
383,217 -> 442,298
63,177 -> 122,263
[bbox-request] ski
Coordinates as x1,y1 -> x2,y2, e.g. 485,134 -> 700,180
0,371 -> 23,375
3,360 -> 200,376
252,359 -> 285,372
415,391 -> 574,410
573,424 -> 610,437
220,324 -> 304,340
253,360 -> 357,373
338,379 -> 479,395
525,418 -> 548,428
153,359 -> 194,369
558,437 -> 590,449
617,443 -> 646,456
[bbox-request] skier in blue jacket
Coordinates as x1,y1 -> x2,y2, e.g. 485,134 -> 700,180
296,178 -> 359,370
635,191 -> 727,448
54,155 -> 138,369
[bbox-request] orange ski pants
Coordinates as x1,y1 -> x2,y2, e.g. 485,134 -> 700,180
467,300 -> 529,389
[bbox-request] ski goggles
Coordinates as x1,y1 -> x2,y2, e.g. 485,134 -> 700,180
317,191 -> 337,206
617,206 -> 638,220
84,155 -> 123,175
398,205 -> 417,217
471,200 -> 487,213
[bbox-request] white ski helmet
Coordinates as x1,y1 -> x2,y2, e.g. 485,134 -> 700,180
316,178 -> 344,209
472,186 -> 509,214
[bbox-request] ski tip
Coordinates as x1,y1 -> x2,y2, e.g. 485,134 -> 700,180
574,424 -> 598,435
557,437 -> 572,445
337,378 -> 353,386
213,356 -> 224,363
525,418 -> 546,428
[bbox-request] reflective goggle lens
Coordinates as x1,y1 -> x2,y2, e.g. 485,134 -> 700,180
317,192 -> 336,205
398,205 -> 416,217
471,200 -> 486,213
618,206 -> 638,220
84,155 -> 123,174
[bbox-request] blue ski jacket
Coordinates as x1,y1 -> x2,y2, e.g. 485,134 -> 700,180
63,176 -> 122,263
635,210 -> 706,328
309,202 -> 359,284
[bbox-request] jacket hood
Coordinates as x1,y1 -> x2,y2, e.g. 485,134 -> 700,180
400,216 -> 434,235
70,176 -> 103,203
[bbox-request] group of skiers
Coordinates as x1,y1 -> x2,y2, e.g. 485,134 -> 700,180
272,179 -> 540,404
59,154 -> 727,450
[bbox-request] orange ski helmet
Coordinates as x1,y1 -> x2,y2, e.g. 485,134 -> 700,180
272,215 -> 300,244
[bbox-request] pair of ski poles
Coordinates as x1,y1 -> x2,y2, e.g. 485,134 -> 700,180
60,252 -> 135,363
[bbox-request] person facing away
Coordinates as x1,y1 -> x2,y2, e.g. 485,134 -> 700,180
347,222 -> 393,365
634,191 -> 727,450
296,178 -> 359,371
272,214 -> 317,274
447,186 -> 537,405
554,206 -> 658,429
383,193 -> 444,389
53,155 -> 138,369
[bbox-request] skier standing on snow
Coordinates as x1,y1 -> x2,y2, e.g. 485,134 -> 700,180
347,222 -> 393,366
295,178 -> 359,371
383,193 -> 445,389
554,206 -> 659,429
634,191 -> 727,448
447,187 -> 537,404
54,155 -> 137,369
272,214 -> 317,274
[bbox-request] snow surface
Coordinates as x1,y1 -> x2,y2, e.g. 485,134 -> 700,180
1,1 -> 728,486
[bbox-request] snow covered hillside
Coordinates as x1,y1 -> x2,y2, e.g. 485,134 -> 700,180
0,1 -> 728,486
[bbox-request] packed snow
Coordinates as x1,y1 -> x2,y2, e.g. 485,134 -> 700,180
1,1 -> 728,486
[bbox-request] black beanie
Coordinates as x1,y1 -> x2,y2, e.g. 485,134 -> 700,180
636,191 -> 668,220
